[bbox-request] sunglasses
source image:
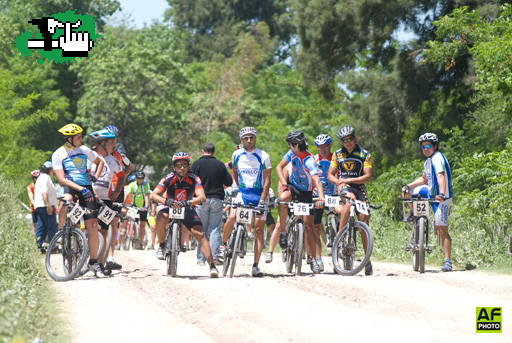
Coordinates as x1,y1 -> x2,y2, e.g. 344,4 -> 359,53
342,136 -> 354,143
421,144 -> 432,150
174,163 -> 189,169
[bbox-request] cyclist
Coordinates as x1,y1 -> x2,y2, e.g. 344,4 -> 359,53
222,127 -> 271,277
51,123 -> 106,277
27,170 -> 40,235
127,170 -> 151,249
276,131 -> 325,274
401,132 -> 453,272
89,128 -> 123,271
150,152 -> 219,278
312,134 -> 335,271
327,125 -> 373,275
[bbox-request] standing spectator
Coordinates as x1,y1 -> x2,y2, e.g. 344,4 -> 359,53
34,161 -> 58,253
191,142 -> 233,265
27,170 -> 40,235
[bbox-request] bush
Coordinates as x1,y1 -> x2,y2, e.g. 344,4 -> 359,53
0,175 -> 62,343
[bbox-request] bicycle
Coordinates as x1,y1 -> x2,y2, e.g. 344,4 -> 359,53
399,196 -> 438,273
45,200 -> 89,281
222,201 -> 263,278
329,194 -> 376,276
279,199 -> 316,276
164,201 -> 188,277
322,196 -> 340,256
121,205 -> 144,250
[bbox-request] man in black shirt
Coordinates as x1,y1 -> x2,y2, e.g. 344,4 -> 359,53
191,142 -> 233,265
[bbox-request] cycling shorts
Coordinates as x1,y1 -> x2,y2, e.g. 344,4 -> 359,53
63,185 -> 98,220
412,186 -> 451,226
233,192 -> 268,221
156,205 -> 203,231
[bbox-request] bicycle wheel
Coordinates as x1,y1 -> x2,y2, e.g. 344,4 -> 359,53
78,230 -> 104,277
222,231 -> 235,277
229,225 -> 243,278
327,215 -> 337,256
131,222 -> 140,250
411,221 -> 419,271
295,221 -> 304,275
332,221 -> 373,276
167,222 -> 179,276
285,226 -> 295,274
417,217 -> 426,273
45,227 -> 88,281
122,221 -> 134,250
101,225 -> 113,262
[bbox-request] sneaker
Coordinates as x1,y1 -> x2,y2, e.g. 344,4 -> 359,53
265,251 -> 273,263
311,260 -> 320,274
402,212 -> 415,223
441,258 -> 452,272
213,257 -> 223,266
317,259 -> 324,272
306,255 -> 313,265
146,245 -> 154,250
90,262 -> 105,278
279,232 -> 288,249
106,261 -> 122,270
251,266 -> 263,277
209,265 -> 219,278
365,261 -> 373,276
180,245 -> 187,253
102,263 -> 112,276
156,244 -> 165,260
197,260 -> 206,266
247,232 -> 255,240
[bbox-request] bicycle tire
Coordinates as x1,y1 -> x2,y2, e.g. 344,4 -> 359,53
295,221 -> 304,275
332,221 -> 373,276
285,226 -> 295,274
229,225 -> 243,278
222,230 -> 235,277
327,214 -> 337,256
411,221 -> 420,271
131,222 -> 140,250
45,227 -> 88,282
418,217 -> 426,273
101,225 -> 113,262
167,222 -> 179,276
123,220 -> 134,250
78,230 -> 105,277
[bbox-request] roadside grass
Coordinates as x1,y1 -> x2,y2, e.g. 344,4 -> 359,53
0,175 -> 66,343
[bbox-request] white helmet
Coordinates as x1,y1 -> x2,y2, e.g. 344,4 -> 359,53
418,132 -> 439,144
239,127 -> 257,139
314,134 -> 332,146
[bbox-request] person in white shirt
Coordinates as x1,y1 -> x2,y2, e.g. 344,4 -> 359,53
34,161 -> 58,253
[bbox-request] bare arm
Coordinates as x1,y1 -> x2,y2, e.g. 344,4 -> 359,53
54,169 -> 83,192
92,156 -> 104,180
276,159 -> 289,186
259,169 -> 271,202
435,172 -> 447,201
312,174 -> 324,201
191,187 -> 206,207
232,164 -> 239,186
27,185 -> 35,208
342,167 -> 372,185
327,165 -> 339,186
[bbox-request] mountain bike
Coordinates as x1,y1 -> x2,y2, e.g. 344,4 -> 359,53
164,201 -> 188,277
399,197 -> 438,273
322,196 -> 340,256
222,202 -> 263,278
279,200 -> 316,276
329,194 -> 376,276
121,205 -> 143,250
45,200 -> 89,281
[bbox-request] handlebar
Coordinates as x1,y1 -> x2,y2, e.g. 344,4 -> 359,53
223,201 -> 265,214
398,197 -> 439,203
329,194 -> 382,210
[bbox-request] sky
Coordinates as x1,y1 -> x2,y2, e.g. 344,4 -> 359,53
109,0 -> 169,28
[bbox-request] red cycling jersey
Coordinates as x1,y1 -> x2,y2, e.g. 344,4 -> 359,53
155,172 -> 203,201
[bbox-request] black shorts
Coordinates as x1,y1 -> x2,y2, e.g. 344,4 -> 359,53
313,208 -> 323,225
158,207 -> 203,231
63,185 -> 99,220
114,189 -> 125,203
31,212 -> 38,224
265,212 -> 275,226
341,186 -> 369,204
136,210 -> 148,223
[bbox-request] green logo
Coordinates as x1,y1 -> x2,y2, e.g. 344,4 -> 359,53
476,307 -> 502,333
15,10 -> 99,64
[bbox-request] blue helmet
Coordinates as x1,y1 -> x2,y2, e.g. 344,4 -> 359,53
89,129 -> 116,142
127,174 -> 136,182
104,125 -> 119,137
314,134 -> 332,146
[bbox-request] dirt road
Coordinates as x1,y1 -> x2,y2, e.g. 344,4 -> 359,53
53,250 -> 512,343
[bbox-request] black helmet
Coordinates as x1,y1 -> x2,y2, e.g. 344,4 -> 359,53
135,170 -> 145,179
336,125 -> 355,139
286,131 -> 306,145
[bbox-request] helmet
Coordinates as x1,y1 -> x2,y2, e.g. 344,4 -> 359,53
418,132 -> 439,144
239,127 -> 257,139
172,152 -> 190,165
89,129 -> 116,142
42,161 -> 52,169
104,125 -> 119,137
39,161 -> 52,173
135,170 -> 145,179
336,125 -> 355,139
286,131 -> 306,145
127,174 -> 136,182
58,123 -> 83,136
31,170 -> 40,178
314,134 -> 332,146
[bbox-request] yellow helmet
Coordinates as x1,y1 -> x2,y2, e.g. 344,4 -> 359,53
58,123 -> 83,136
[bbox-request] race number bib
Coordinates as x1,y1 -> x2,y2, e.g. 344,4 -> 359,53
126,207 -> 139,219
236,207 -> 253,224
413,201 -> 428,217
97,205 -> 117,225
169,207 -> 185,220
354,200 -> 369,215
325,196 -> 340,208
293,203 -> 310,216
68,202 -> 85,224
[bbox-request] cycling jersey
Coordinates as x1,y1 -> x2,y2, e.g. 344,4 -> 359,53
423,151 -> 453,198
232,147 -> 271,204
314,152 -> 335,195
283,150 -> 320,191
109,150 -> 131,198
155,172 -> 203,202
52,145 -> 99,186
331,145 -> 372,192
89,155 -> 122,200
128,180 -> 151,208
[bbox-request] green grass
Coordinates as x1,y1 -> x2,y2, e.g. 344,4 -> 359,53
0,175 -> 66,343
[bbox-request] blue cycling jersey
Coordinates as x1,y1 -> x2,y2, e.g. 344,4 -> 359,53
283,150 -> 320,191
